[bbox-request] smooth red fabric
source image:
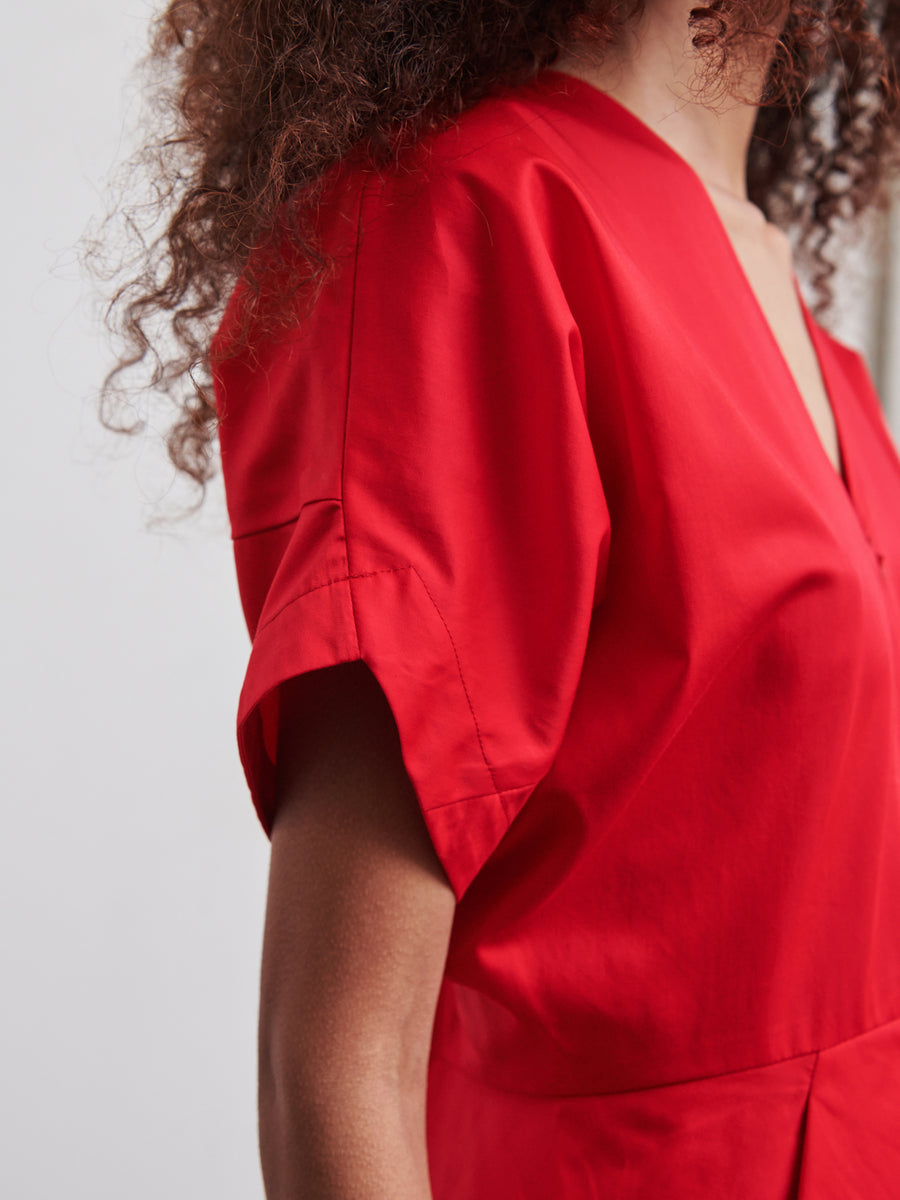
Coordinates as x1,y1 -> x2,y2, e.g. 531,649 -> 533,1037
212,67 -> 900,1196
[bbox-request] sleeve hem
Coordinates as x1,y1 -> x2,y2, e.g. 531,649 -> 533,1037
237,568 -> 533,901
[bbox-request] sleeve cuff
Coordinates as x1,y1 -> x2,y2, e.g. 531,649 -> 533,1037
236,565 -> 533,901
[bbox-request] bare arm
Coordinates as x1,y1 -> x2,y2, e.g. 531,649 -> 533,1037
258,660 -> 457,1200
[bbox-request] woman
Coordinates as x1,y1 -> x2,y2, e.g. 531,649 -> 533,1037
92,0 -> 900,1195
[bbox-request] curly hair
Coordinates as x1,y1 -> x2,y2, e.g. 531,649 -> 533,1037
80,0 -> 900,521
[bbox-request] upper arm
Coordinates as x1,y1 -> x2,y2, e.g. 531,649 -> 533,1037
215,156 -> 610,902
259,660 -> 456,1101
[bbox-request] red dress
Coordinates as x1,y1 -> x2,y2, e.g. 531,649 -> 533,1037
212,68 -> 900,1197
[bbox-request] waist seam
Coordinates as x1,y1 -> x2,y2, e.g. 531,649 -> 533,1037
431,1006 -> 900,1100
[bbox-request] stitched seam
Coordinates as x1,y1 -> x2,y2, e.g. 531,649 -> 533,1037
253,567 -> 409,640
253,564 -> 509,808
231,500 -> 343,543
232,514 -> 299,542
341,179 -> 367,655
431,1007 -> 900,1100
407,563 -> 502,797
426,782 -> 528,811
332,173 -> 504,807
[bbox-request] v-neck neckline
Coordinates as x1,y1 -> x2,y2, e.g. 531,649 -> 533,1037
536,67 -> 856,509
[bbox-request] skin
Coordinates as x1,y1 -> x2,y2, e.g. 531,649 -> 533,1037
553,0 -> 843,476
258,6 -> 843,1198
260,660 -> 455,1199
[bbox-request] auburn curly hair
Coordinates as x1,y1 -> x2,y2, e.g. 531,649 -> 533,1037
81,0 -> 900,521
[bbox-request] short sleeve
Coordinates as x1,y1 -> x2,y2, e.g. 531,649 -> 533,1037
212,139 -> 611,901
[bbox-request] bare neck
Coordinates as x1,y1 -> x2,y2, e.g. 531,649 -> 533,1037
552,0 -> 785,205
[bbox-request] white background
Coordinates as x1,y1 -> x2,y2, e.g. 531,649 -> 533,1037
2,4 -> 898,1198
2,3 -> 268,1197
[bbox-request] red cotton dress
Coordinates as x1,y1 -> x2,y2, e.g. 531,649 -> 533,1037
211,68 -> 900,1198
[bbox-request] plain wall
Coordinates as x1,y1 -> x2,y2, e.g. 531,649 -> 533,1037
2,4 -> 897,1198
2,4 -> 268,1197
